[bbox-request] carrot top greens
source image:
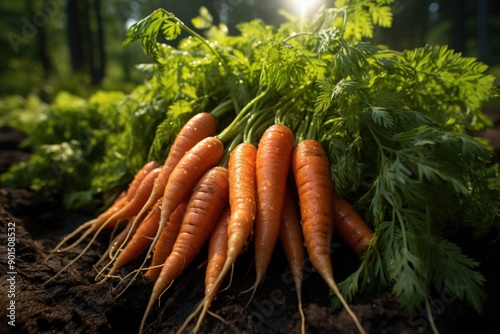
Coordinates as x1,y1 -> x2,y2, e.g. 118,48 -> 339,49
2,0 -> 499,316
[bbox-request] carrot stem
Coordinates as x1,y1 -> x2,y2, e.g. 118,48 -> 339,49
217,89 -> 268,144
209,98 -> 234,119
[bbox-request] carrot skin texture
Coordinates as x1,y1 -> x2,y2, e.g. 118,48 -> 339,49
143,136 -> 224,268
145,200 -> 188,280
279,187 -> 305,290
279,186 -> 306,334
292,140 -> 335,276
157,166 -> 229,289
205,205 -> 231,296
174,206 -> 231,334
174,142 -> 257,334
122,113 -> 216,267
135,136 -> 224,317
226,142 -> 258,258
292,139 -> 366,334
110,197 -> 163,272
333,196 -> 373,257
158,113 -> 217,190
249,124 -> 294,297
136,113 -> 218,224
145,136 -> 225,271
159,136 -> 225,228
140,166 -> 229,333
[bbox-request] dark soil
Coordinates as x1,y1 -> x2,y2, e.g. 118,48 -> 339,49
1,117 -> 500,334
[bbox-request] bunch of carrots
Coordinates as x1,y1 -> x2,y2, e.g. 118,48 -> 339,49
45,109 -> 374,334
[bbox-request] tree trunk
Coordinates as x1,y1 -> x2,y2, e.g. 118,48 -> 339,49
452,0 -> 466,54
80,0 -> 94,81
66,0 -> 84,72
477,0 -> 489,63
92,0 -> 105,86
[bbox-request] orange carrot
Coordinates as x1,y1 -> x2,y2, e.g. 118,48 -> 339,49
246,124 -> 294,303
49,160 -> 160,255
105,197 -> 164,277
145,199 -> 188,280
95,160 -> 160,227
153,136 -> 224,239
122,136 -> 224,299
204,205 -> 231,297
110,113 -> 217,282
292,139 -> 366,334
175,206 -> 231,334
138,136 -> 225,266
333,195 -> 373,257
279,186 -> 306,334
96,167 -> 161,233
122,161 -> 162,201
139,166 -> 229,333
176,142 -> 257,334
130,112 -> 217,244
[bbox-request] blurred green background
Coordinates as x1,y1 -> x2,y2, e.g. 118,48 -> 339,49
1,0 -> 499,101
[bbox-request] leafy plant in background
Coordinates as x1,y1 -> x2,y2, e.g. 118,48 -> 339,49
1,0 -> 499,317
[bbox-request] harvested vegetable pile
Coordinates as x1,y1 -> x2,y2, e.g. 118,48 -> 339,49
2,1 -> 500,333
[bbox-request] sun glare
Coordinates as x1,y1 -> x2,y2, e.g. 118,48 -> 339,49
289,0 -> 323,17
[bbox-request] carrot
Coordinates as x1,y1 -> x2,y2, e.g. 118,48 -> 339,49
204,205 -> 231,296
69,167 -> 160,256
155,135 -> 224,233
292,139 -> 366,334
96,166 -> 161,233
129,112 -> 217,247
145,199 -> 188,280
104,197 -> 164,278
140,136 -> 225,265
48,160 -> 160,255
279,186 -> 306,334
332,195 -> 373,257
121,161 -> 162,201
108,113 -> 217,283
107,213 -> 140,261
176,142 -> 257,334
175,206 -> 231,334
95,207 -> 153,269
245,124 -> 294,304
139,166 -> 229,333
116,136 -> 224,298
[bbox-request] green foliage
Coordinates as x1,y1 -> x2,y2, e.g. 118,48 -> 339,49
2,2 -> 500,315
1,90 -> 126,210
0,95 -> 47,132
334,0 -> 393,41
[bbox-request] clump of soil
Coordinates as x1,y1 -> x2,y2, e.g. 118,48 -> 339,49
1,124 -> 499,334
